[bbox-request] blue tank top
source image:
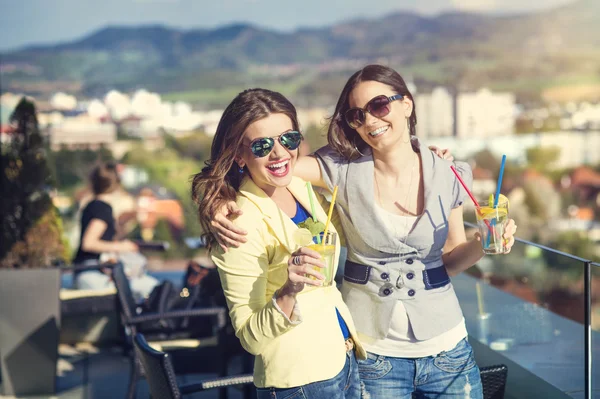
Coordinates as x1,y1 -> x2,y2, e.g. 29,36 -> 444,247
291,200 -> 350,340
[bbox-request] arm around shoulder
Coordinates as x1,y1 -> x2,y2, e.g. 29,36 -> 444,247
294,155 -> 326,188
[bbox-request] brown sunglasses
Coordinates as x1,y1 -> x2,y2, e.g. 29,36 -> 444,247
344,94 -> 404,129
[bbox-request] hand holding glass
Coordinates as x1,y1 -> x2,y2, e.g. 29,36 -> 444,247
293,229 -> 336,287
476,199 -> 509,255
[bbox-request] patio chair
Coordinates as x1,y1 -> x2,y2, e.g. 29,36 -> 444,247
480,364 -> 508,399
111,262 -> 237,399
133,333 -> 253,399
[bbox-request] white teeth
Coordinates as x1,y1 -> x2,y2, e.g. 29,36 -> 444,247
267,160 -> 288,169
369,126 -> 388,137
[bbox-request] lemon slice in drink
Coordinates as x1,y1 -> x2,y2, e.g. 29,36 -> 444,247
479,194 -> 510,219
293,228 -> 314,246
497,194 -> 509,208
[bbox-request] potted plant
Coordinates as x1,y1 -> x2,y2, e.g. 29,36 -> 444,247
0,97 -> 68,396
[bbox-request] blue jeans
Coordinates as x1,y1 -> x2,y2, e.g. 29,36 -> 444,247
256,349 -> 360,399
357,338 -> 483,399
75,270 -> 159,302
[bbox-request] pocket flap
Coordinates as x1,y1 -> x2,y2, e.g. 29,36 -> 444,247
343,261 -> 371,285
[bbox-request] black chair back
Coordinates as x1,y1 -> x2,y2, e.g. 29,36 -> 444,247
480,364 -> 508,399
112,262 -> 138,322
133,333 -> 180,399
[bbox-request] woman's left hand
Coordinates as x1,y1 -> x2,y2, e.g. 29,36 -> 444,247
428,146 -> 454,161
501,219 -> 517,253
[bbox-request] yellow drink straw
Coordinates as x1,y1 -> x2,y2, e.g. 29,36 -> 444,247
322,186 -> 339,244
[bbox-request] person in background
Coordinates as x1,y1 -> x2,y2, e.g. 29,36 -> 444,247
73,162 -> 159,300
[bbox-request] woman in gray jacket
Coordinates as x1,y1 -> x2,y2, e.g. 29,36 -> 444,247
211,65 -> 517,398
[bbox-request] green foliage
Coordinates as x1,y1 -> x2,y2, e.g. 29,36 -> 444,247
1,97 -> 68,267
473,149 -> 501,176
523,184 -> 549,220
47,147 -> 114,192
526,146 -> 561,173
543,231 -> 598,279
122,144 -> 204,238
163,132 -> 213,162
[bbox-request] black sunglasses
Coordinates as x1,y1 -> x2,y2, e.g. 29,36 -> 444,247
344,94 -> 404,129
245,131 -> 303,158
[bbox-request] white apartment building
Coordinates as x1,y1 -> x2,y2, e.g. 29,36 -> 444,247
416,87 -> 516,139
456,88 -> 515,139
416,87 -> 454,138
48,118 -> 116,151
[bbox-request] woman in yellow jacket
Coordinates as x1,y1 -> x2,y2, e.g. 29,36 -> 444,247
192,88 -> 366,399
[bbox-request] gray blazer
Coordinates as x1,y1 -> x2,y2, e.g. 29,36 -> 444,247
315,138 -> 473,341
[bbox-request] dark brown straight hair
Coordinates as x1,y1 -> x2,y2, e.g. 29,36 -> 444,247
327,64 -> 418,161
90,162 -> 120,195
191,88 -> 300,250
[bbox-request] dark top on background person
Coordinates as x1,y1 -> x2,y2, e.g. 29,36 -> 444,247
73,199 -> 115,264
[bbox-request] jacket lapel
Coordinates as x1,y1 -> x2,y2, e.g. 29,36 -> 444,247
345,138 -> 432,254
238,177 -> 336,255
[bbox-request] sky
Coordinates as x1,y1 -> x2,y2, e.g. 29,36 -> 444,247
0,0 -> 576,52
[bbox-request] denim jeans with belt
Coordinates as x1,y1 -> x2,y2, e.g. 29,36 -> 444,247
256,344 -> 360,399
357,338 -> 483,399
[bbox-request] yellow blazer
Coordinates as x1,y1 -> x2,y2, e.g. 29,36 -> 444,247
211,176 -> 366,388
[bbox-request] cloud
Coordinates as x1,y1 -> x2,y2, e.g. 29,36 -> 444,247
451,0 -> 496,12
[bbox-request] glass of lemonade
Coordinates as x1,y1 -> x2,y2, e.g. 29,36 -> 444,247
476,199 -> 509,255
307,232 -> 336,286
293,229 -> 337,286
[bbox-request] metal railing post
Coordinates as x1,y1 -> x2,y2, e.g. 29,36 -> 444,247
584,261 -> 592,399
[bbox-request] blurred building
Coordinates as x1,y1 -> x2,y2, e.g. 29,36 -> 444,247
417,87 -> 515,139
47,117 -> 116,151
416,87 -> 454,138
297,107 -> 331,130
456,88 -> 515,138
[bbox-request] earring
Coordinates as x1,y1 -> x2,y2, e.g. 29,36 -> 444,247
352,136 -> 365,157
237,163 -> 244,173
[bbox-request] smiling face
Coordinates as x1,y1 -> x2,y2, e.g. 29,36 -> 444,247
348,80 -> 413,153
236,113 -> 298,196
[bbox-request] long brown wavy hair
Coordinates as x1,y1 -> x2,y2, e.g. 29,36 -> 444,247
327,64 -> 418,161
191,88 -> 300,250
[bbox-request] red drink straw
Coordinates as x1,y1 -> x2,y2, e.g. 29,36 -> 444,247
450,166 -> 492,232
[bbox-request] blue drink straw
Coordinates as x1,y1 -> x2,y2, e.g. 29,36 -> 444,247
487,155 -> 507,248
494,155 -> 506,209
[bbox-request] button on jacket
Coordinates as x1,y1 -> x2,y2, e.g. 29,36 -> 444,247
211,177 -> 366,389
315,138 -> 473,341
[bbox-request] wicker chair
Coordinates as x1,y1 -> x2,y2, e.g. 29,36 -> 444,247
133,333 -> 253,399
110,262 -> 237,399
480,364 -> 508,399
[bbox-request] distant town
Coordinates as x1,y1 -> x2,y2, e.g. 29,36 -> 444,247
1,85 -> 599,264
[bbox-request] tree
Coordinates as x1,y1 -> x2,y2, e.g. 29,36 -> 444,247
47,147 -> 114,192
0,97 -> 67,267
543,231 -> 598,280
526,146 -> 561,174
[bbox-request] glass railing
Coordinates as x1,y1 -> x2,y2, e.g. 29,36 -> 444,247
456,223 -> 600,398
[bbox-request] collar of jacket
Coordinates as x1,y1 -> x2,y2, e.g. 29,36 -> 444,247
238,176 -> 335,254
346,137 -> 437,254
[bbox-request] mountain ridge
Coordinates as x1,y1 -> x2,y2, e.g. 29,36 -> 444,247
2,0 -> 599,105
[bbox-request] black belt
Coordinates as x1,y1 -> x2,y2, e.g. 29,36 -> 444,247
344,260 -> 450,290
